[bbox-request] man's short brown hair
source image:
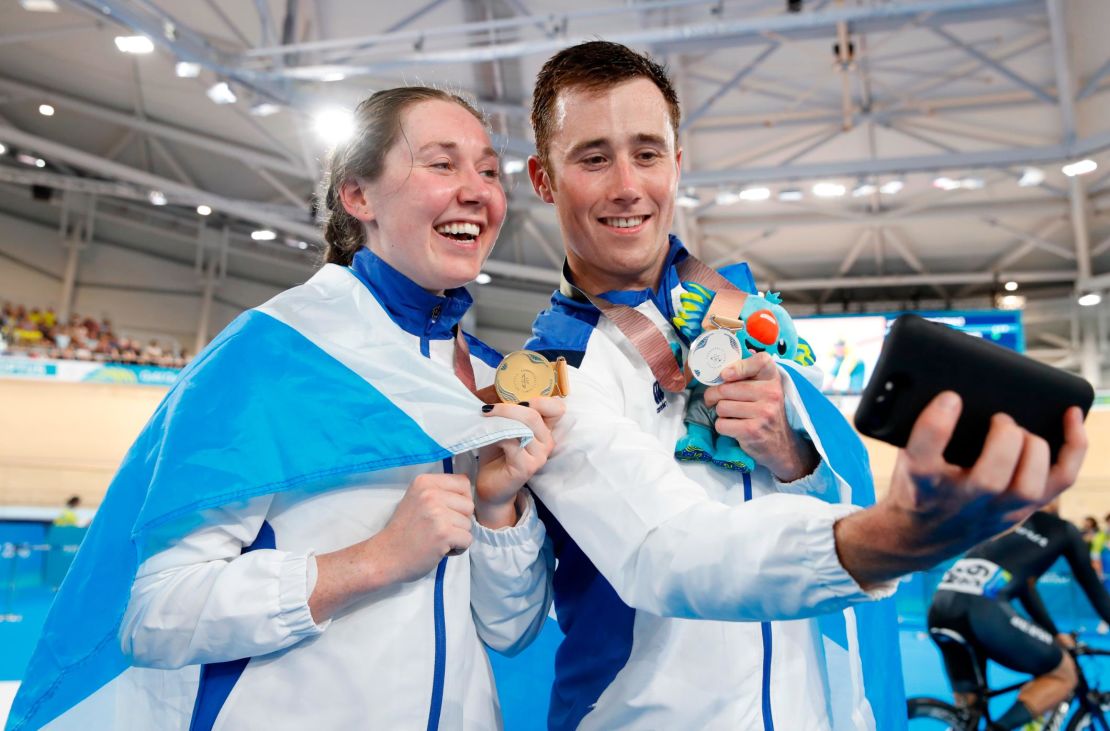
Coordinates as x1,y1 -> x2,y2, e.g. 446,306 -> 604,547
530,41 -> 682,166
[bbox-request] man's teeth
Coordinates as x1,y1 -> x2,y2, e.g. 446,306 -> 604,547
603,216 -> 644,229
435,222 -> 480,238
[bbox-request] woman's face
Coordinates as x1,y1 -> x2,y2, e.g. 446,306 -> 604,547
353,98 -> 507,293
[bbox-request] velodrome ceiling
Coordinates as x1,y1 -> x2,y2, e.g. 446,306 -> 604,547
0,0 -> 1107,374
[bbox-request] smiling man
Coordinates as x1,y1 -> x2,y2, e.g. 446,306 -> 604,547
520,41 -> 1088,731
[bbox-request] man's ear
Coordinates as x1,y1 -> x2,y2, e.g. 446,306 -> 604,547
338,179 -> 375,223
527,156 -> 555,204
675,146 -> 683,174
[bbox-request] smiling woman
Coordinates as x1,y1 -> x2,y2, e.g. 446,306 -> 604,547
7,86 -> 562,731
322,88 -> 506,293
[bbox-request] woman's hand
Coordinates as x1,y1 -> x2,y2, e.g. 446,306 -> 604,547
310,473 -> 474,622
475,397 -> 565,529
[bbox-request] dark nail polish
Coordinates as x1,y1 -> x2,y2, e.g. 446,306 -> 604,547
482,404 -> 494,413
518,401 -> 530,407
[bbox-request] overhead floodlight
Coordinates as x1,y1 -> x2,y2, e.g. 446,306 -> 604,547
313,108 -> 354,146
502,158 -> 525,175
16,153 -> 41,167
0,143 -> 6,155
715,190 -> 741,206
206,82 -> 237,105
251,229 -> 277,241
475,272 -> 492,285
250,102 -> 281,117
851,181 -> 877,198
297,241 -> 309,250
1004,280 -> 1018,292
1018,167 -> 1045,187
1078,292 -> 1102,307
812,182 -> 846,198
777,187 -> 804,202
996,294 -> 1025,310
1062,159 -> 1097,177
321,71 -> 347,83
114,35 -> 154,54
959,177 -> 985,190
196,205 -> 212,216
38,104 -> 54,117
148,190 -> 167,206
932,176 -> 961,191
175,61 -> 201,78
20,0 -> 59,11
737,186 -> 771,202
879,179 -> 904,195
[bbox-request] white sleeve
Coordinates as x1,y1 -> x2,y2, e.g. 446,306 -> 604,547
469,489 -> 554,656
121,495 -> 326,669
527,354 -> 891,623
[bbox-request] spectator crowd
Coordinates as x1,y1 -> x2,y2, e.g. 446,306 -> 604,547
1,302 -> 189,368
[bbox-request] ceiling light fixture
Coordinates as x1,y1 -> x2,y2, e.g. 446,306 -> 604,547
932,176 -> 961,191
879,179 -> 904,195
175,62 -> 201,78
148,190 -> 167,206
114,35 -> 154,54
778,187 -> 804,202
714,190 -> 742,206
738,186 -> 771,202
251,229 -> 277,241
1004,280 -> 1018,292
475,272 -> 492,285
812,182 -> 846,198
851,181 -> 877,198
1078,292 -> 1102,307
1018,167 -> 1045,187
206,82 -> 237,105
312,108 -> 354,145
1062,159 -> 1098,177
196,205 -> 212,216
249,102 -> 281,117
38,104 -> 54,117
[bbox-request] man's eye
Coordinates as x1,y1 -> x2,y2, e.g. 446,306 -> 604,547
431,161 -> 452,170
583,156 -> 606,165
480,169 -> 500,179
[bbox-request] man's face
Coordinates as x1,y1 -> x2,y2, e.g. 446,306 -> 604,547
528,78 -> 681,294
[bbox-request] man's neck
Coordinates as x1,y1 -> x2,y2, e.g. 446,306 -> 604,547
566,255 -> 667,297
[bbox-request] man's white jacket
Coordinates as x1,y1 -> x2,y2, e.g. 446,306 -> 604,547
524,237 -> 905,731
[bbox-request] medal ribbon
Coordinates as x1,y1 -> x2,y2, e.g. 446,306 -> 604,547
558,253 -> 748,393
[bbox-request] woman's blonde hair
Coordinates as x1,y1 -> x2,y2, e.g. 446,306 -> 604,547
321,87 -> 488,266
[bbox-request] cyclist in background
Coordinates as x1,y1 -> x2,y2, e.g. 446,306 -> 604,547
928,500 -> 1110,729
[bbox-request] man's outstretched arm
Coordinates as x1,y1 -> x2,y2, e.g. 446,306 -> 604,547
834,392 -> 1088,589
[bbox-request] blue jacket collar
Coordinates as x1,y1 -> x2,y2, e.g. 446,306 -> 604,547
348,247 -> 472,339
560,234 -> 687,318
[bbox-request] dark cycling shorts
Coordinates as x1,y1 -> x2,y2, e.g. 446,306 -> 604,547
927,591 -> 1063,693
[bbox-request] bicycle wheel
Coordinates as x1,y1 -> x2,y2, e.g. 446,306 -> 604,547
1066,694 -> 1110,731
908,696 -> 971,730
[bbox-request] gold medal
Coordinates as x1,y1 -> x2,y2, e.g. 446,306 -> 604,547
493,350 -> 569,403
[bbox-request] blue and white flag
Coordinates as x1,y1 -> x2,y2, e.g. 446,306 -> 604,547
7,265 -> 531,731
781,362 -> 907,731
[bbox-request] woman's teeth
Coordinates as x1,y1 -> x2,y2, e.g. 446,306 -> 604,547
435,222 -> 480,240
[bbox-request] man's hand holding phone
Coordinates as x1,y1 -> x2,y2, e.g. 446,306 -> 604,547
834,392 -> 1088,590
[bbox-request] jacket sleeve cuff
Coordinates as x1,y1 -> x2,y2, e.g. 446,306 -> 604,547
471,489 -> 545,549
811,503 -> 899,602
278,552 -> 330,637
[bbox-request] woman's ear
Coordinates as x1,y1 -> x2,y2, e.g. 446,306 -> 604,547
338,179 -> 374,223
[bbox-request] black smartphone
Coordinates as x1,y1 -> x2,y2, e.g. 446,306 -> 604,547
854,314 -> 1094,468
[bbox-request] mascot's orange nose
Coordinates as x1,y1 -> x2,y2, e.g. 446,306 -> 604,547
747,309 -> 779,345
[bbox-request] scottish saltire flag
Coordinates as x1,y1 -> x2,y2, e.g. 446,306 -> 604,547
7,265 -> 531,731
780,361 -> 907,731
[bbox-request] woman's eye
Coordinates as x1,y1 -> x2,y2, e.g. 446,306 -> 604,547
430,161 -> 452,170
480,169 -> 500,179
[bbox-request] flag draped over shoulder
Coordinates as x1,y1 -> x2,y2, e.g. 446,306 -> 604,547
7,265 -> 531,731
781,363 -> 907,731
